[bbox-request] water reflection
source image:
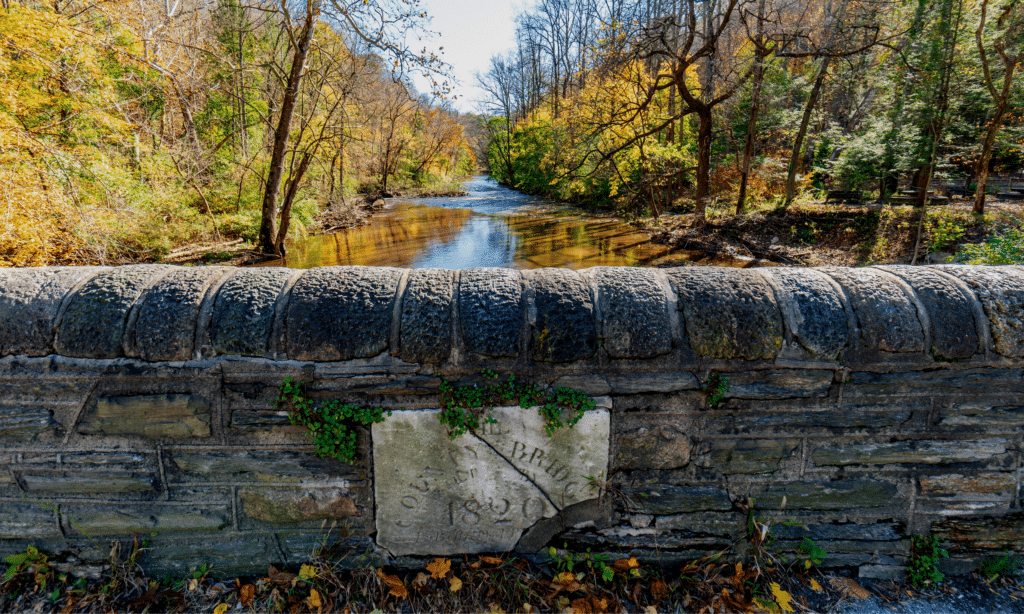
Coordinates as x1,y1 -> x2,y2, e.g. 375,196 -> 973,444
271,176 -> 749,270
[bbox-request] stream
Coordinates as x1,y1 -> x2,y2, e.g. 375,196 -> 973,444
268,175 -> 749,269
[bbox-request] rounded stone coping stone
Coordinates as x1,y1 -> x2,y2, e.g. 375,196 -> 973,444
458,268 -> 524,357
211,268 -> 293,357
665,267 -> 783,360
817,267 -> 925,353
6,264 -> 1024,367
0,266 -> 106,357
399,268 -> 454,364
285,266 -> 403,361
761,268 -> 848,361
877,265 -> 980,360
525,268 -> 598,363
581,267 -> 671,359
127,267 -> 233,362
54,265 -> 174,359
933,265 -> 1024,358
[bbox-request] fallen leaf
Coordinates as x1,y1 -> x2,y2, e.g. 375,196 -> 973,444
299,564 -> 317,581
240,584 -> 255,607
829,577 -> 870,600
213,604 -> 229,614
642,606 -> 658,614
770,582 -> 794,613
187,579 -> 198,592
426,557 -> 451,580
571,597 -> 593,614
479,555 -> 503,566
412,572 -> 430,590
612,557 -> 640,573
450,576 -> 463,592
376,568 -> 408,598
650,578 -> 668,602
549,570 -> 587,595
809,578 -> 823,592
306,588 -> 322,610
488,603 -> 506,613
555,571 -> 577,586
268,565 -> 296,587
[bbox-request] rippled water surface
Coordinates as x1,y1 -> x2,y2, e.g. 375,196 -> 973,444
272,176 -> 744,269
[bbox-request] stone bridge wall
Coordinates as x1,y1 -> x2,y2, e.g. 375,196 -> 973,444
1,264 -> 1023,580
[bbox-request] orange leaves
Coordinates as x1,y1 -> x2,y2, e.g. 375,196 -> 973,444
239,584 -> 255,608
305,588 -> 323,610
611,557 -> 640,574
376,568 -> 408,598
426,557 -> 451,580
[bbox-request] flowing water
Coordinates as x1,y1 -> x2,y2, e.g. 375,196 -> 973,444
269,176 -> 749,269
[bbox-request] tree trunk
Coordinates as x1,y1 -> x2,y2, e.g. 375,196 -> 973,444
694,107 -> 713,223
784,56 -> 831,207
274,151 -> 314,254
973,98 -> 1009,214
737,53 -> 766,215
258,0 -> 321,257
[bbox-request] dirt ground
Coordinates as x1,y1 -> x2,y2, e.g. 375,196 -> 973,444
3,543 -> 1023,614
642,197 -> 1023,268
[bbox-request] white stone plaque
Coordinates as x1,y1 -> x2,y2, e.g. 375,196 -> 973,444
373,407 -> 609,556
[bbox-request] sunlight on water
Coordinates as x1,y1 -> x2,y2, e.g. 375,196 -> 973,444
271,176 -> 749,270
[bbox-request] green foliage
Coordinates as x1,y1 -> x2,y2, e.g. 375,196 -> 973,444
908,535 -> 948,587
957,216 -> 1024,264
279,377 -> 391,464
548,544 -> 618,583
702,374 -> 729,408
4,545 -> 49,582
797,537 -> 827,570
923,209 -> 968,253
978,552 -> 1024,581
437,372 -> 594,439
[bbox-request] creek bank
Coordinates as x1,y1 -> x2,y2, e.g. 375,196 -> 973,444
640,196 -> 1024,267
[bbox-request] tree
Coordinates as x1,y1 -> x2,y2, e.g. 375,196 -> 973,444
256,0 -> 450,257
972,0 -> 1023,214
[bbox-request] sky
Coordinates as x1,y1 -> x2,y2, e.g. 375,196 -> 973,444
408,0 -> 526,114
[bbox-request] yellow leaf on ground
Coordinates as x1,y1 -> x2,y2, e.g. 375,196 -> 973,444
426,557 -> 451,580
479,555 -> 503,566
770,582 -> 795,613
555,571 -> 577,585
213,604 -> 228,614
306,588 -> 322,609
809,578 -> 823,592
376,568 -> 408,598
239,584 -> 255,607
450,576 -> 463,592
299,564 -> 317,581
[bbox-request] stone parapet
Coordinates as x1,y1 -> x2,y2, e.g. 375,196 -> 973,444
0,264 -> 1022,580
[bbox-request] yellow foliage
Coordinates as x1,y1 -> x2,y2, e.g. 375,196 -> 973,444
0,2 -> 154,266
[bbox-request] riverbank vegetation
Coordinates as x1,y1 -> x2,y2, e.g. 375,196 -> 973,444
0,0 -> 476,266
477,0 -> 1024,263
